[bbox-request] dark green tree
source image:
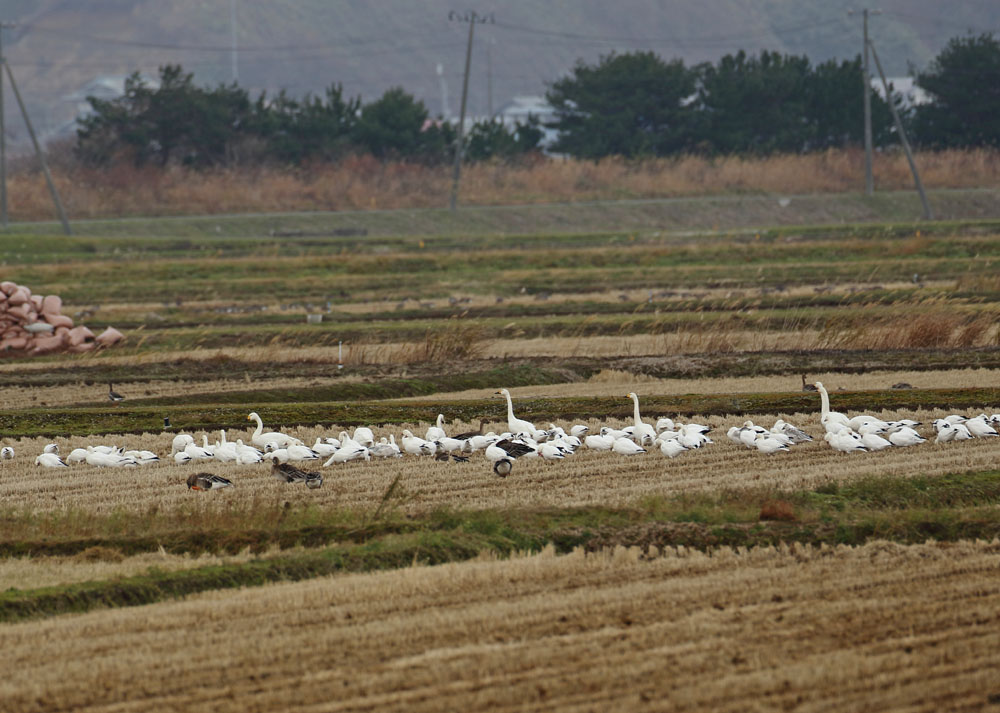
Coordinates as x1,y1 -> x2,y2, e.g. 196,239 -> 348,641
353,87 -> 451,161
464,117 -> 543,162
696,50 -> 815,154
252,84 -> 361,164
76,65 -> 252,167
545,51 -> 698,158
806,56 -> 896,150
912,33 -> 1000,148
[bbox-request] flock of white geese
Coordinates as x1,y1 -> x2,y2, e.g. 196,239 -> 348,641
13,385 -> 1000,485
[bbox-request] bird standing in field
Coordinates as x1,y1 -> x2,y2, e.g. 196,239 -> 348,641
186,472 -> 233,490
0,446 -> 13,460
493,458 -> 513,477
108,383 -> 125,405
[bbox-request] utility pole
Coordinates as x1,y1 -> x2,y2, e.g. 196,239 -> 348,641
3,57 -> 71,234
486,36 -> 494,118
229,0 -> 239,82
447,10 -> 493,212
0,22 -> 8,228
868,39 -> 934,220
849,8 -> 881,196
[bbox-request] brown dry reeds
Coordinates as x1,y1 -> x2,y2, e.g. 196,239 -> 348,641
396,321 -> 492,363
7,148 -> 1000,220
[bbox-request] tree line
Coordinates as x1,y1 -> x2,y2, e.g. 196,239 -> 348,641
75,32 -> 999,168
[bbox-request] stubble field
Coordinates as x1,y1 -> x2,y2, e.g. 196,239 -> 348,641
0,209 -> 999,711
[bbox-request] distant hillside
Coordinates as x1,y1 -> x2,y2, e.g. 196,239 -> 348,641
1,0 -> 997,148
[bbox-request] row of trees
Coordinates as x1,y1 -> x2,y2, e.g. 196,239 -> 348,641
546,33 -> 1000,158
75,33 -> 999,167
76,65 -> 543,167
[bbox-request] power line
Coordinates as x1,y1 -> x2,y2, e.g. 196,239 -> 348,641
492,17 -> 848,46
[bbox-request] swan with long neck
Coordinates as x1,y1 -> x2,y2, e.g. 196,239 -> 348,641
496,389 -> 537,436
247,411 -> 299,448
626,392 -> 657,445
425,413 -> 446,441
815,382 -> 851,434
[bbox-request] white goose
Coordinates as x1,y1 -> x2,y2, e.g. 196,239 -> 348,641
310,437 -> 338,457
815,382 -> 851,434
496,389 -> 538,437
754,434 -> 789,454
584,433 -> 614,451
234,439 -> 264,464
35,452 -> 68,467
612,437 -> 646,456
659,438 -> 686,458
824,429 -> 867,453
626,392 -> 657,445
887,426 -> 925,447
400,429 -> 435,456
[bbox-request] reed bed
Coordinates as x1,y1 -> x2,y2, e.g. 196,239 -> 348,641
2,409 -> 999,517
0,538 -> 996,711
6,149 -> 1000,220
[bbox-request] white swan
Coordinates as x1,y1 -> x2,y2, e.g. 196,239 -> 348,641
626,392 -> 657,445
425,414 -> 447,442
352,427 -> 375,448
247,412 -> 300,449
496,389 -> 537,436
815,382 -> 851,434
171,433 -> 194,455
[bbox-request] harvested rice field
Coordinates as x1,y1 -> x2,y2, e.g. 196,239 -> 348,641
1,540 -> 998,712
1,408 -> 1000,516
1,211 -> 999,711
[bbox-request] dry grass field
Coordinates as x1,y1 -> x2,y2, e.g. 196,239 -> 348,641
0,540 -> 997,712
8,148 -> 1000,219
1,208 -> 999,711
